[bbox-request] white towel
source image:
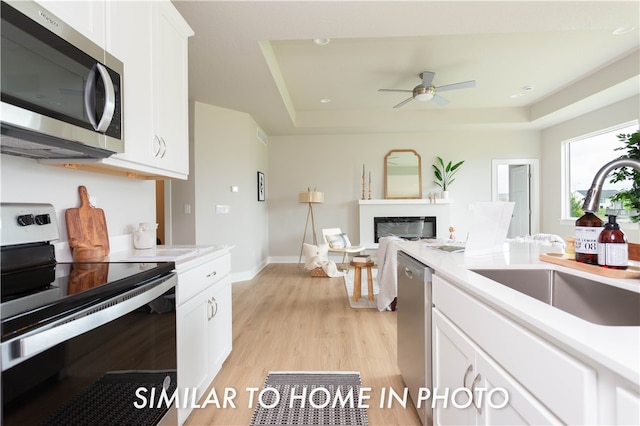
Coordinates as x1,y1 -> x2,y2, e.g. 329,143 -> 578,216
376,236 -> 403,311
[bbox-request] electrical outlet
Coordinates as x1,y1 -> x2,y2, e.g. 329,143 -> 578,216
184,204 -> 191,214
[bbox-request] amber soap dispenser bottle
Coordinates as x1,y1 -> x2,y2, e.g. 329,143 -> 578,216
597,215 -> 628,269
575,212 -> 603,265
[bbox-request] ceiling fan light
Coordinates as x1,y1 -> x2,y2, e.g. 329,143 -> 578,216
415,92 -> 434,101
413,86 -> 435,101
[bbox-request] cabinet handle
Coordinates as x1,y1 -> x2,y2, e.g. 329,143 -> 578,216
160,137 -> 167,158
207,298 -> 217,320
471,373 -> 483,415
153,135 -> 162,157
211,296 -> 218,318
462,363 -> 473,389
206,271 -> 217,278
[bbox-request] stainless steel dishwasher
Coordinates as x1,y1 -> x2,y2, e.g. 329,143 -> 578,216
397,251 -> 434,426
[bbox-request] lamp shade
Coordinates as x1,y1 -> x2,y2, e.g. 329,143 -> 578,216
299,191 -> 324,203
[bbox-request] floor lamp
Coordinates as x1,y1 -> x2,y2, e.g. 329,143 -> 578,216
298,188 -> 324,267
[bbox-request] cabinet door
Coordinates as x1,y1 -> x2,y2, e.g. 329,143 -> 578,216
176,290 -> 209,424
152,1 -> 191,176
207,276 -> 232,379
616,386 -> 640,425
433,309 -> 477,426
105,1 -> 154,165
476,346 -> 562,425
37,0 -> 106,47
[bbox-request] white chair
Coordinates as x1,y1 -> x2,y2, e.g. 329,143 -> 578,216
322,228 -> 365,270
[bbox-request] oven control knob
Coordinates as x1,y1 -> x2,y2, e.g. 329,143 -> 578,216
17,214 -> 35,226
35,214 -> 51,225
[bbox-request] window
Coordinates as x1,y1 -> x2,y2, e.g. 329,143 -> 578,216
564,121 -> 638,220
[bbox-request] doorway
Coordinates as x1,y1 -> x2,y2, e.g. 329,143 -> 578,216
492,159 -> 539,237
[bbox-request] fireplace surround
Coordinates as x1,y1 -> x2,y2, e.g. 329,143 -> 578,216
358,199 -> 451,247
374,216 -> 436,243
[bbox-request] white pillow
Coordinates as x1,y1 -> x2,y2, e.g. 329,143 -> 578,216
303,243 -> 329,269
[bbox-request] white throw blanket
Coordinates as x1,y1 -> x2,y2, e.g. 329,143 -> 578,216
303,243 -> 344,277
376,236 -> 403,311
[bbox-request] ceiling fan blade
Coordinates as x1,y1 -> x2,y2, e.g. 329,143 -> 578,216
435,80 -> 476,92
393,97 -> 414,108
420,71 -> 435,87
379,88 -> 413,93
432,94 -> 449,106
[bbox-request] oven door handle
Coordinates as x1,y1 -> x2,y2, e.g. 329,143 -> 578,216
15,274 -> 176,361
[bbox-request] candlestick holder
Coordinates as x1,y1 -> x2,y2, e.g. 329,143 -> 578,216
361,176 -> 365,200
368,182 -> 371,200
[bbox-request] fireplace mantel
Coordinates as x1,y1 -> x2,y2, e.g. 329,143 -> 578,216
358,199 -> 452,248
359,199 -> 452,206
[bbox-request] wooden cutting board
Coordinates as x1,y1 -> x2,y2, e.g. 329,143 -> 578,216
65,185 -> 110,256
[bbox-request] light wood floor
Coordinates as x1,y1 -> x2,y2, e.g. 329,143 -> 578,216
185,263 -> 421,425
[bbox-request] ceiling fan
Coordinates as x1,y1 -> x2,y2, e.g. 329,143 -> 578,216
379,71 -> 476,108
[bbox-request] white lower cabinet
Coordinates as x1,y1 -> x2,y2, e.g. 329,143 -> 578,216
176,252 -> 232,425
432,273 -> 599,425
433,309 -> 561,425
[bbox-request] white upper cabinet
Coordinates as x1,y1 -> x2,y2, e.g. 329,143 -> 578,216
151,1 -> 192,177
105,1 -> 154,167
106,0 -> 193,180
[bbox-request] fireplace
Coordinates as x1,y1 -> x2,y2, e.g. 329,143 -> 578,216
358,199 -> 451,247
374,216 -> 436,243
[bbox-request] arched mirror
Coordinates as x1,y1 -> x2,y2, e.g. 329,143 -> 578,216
385,149 -> 422,199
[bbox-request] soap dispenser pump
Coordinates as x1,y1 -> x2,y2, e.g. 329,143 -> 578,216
597,215 -> 628,269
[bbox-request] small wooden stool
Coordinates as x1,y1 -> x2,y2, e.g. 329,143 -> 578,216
350,261 -> 375,302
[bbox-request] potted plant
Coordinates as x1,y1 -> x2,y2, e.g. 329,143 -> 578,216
433,156 -> 464,198
609,130 -> 639,222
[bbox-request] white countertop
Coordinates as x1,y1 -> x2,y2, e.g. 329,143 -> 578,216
107,244 -> 233,268
398,240 -> 640,385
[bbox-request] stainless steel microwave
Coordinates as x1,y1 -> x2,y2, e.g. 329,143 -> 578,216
1,0 -> 124,159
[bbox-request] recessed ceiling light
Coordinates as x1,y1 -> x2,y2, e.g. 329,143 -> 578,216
510,93 -> 523,99
522,85 -> 534,91
320,98 -> 331,103
612,27 -> 636,35
313,38 -> 330,46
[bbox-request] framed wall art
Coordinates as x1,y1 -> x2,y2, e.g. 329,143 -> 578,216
257,171 -> 265,201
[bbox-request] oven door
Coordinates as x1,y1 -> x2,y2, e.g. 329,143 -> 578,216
1,274 -> 177,425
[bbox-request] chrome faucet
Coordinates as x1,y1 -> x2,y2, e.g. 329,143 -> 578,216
582,158 -> 640,213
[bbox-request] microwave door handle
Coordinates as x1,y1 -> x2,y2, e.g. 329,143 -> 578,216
84,63 -> 116,133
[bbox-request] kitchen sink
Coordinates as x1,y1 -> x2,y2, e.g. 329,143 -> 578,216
471,268 -> 640,326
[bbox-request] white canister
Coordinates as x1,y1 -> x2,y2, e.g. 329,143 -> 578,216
134,222 -> 158,249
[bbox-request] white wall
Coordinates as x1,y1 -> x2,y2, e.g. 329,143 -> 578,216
541,95 -> 640,243
267,129 -> 541,260
0,155 -> 156,246
170,102 -> 269,280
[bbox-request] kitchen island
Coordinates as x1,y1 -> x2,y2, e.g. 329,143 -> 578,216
397,240 -> 639,425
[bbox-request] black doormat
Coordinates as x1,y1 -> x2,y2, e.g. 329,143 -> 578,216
42,370 -> 177,426
250,371 -> 369,426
